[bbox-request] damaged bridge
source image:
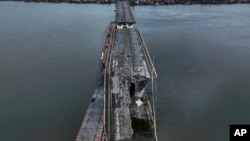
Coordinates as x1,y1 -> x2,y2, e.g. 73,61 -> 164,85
104,27 -> 157,141
76,1 -> 157,141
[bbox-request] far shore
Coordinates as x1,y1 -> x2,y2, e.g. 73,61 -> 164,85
3,0 -> 250,5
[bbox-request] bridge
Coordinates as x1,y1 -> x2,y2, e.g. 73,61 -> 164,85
115,0 -> 135,28
76,1 -> 157,141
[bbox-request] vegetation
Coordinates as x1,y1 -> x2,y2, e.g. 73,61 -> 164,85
5,0 -> 250,4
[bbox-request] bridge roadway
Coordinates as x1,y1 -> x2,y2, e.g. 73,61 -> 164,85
75,80 -> 105,141
104,28 -> 157,141
75,28 -> 157,141
115,0 -> 135,25
75,1 -> 157,141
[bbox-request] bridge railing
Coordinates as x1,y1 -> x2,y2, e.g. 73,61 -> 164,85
135,28 -> 158,78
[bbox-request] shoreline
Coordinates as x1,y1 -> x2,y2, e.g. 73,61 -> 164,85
2,0 -> 250,5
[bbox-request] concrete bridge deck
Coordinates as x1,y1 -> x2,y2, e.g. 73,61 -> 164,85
75,81 -> 105,141
76,1 -> 157,141
115,0 -> 135,25
104,28 -> 157,141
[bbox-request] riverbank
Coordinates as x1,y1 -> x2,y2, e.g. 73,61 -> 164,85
3,0 -> 250,5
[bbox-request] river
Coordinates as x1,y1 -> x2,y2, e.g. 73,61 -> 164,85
1,2 -> 250,141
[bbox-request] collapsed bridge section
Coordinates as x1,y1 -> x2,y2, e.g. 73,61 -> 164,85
104,28 -> 157,141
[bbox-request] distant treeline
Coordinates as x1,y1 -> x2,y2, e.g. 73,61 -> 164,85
2,0 -> 113,3
132,0 -> 250,5
3,0 -> 250,4
156,0 -> 250,4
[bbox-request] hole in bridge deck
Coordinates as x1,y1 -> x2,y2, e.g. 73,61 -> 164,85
91,98 -> 96,102
131,117 -> 153,137
130,83 -> 135,97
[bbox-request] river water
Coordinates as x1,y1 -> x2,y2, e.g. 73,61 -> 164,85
1,2 -> 250,141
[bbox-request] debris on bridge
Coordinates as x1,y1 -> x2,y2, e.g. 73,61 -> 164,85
76,1 -> 158,141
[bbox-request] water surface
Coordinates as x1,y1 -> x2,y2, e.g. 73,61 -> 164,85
0,2 -> 114,141
1,2 -> 250,141
132,4 -> 250,141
